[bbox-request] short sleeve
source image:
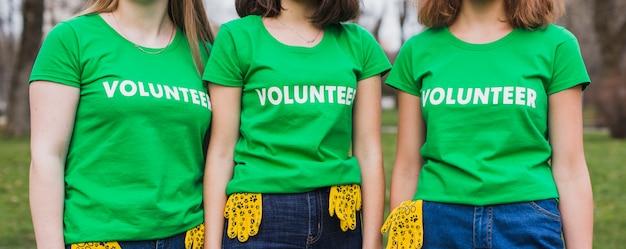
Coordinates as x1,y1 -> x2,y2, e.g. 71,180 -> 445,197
202,26 -> 244,87
357,26 -> 391,80
29,22 -> 81,87
547,28 -> 590,94
385,37 -> 421,97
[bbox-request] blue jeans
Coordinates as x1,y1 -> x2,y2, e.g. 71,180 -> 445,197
65,231 -> 186,249
222,187 -> 363,249
422,199 -> 564,249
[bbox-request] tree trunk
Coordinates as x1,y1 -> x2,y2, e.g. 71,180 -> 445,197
1,0 -> 18,114
593,0 -> 626,139
596,71 -> 626,138
4,0 -> 44,136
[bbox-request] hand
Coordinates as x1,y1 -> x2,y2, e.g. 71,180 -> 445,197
329,184 -> 362,231
224,193 -> 262,242
381,200 -> 423,249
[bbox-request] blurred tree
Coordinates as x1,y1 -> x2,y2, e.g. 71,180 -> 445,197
43,0 -> 84,33
4,0 -> 43,136
0,0 -> 19,117
592,0 -> 626,138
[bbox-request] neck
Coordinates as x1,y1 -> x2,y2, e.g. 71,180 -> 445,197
113,0 -> 173,40
278,0 -> 316,24
449,0 -> 513,44
262,0 -> 324,47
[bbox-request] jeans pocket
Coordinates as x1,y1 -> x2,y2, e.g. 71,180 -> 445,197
528,199 -> 561,221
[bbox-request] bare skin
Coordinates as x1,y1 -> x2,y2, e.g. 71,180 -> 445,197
390,0 -> 593,248
204,1 -> 385,248
29,0 -> 178,248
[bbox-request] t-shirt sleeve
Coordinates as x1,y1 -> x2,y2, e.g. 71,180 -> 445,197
547,28 -> 590,94
385,37 -> 421,97
357,26 -> 391,81
202,26 -> 244,87
29,22 -> 81,87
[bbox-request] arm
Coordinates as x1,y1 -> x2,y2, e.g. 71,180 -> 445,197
204,83 -> 242,249
389,91 -> 424,210
548,85 -> 594,248
29,81 -> 79,248
352,76 -> 385,249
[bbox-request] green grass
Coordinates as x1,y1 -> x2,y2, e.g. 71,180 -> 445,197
584,133 -> 626,248
1,113 -> 625,248
382,132 -> 626,248
381,108 -> 399,127
0,135 -> 34,248
380,109 -> 626,248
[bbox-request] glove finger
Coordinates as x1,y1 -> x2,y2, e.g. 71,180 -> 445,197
385,234 -> 398,249
329,186 -> 339,216
235,208 -> 248,242
349,185 -> 360,230
249,196 -> 262,237
381,212 -> 394,233
355,185 -> 362,211
237,228 -> 249,243
226,215 -> 238,239
224,197 -> 233,219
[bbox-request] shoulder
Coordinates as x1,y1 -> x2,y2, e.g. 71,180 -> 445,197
404,27 -> 445,46
213,15 -> 265,44
328,22 -> 379,47
331,22 -> 376,40
53,14 -> 103,32
544,24 -> 579,43
336,22 -> 369,33
220,15 -> 261,32
46,14 -> 105,40
394,27 -> 445,56
541,24 -> 575,36
517,24 -> 579,45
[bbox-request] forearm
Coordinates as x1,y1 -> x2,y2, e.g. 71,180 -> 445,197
29,81 -> 79,248
203,157 -> 234,249
29,159 -> 65,248
359,156 -> 385,249
388,164 -> 419,209
204,84 -> 242,249
547,86 -> 593,248
350,76 -> 384,248
555,164 -> 594,248
390,91 -> 423,209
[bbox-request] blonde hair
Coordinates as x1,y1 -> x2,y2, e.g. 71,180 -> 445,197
417,0 -> 565,30
79,0 -> 213,75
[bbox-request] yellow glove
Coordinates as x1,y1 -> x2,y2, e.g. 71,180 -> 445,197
71,242 -> 121,249
329,184 -> 362,231
381,200 -> 423,249
185,223 -> 204,249
224,193 -> 262,242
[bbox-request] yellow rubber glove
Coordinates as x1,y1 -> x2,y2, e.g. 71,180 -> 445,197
329,184 -> 362,231
224,193 -> 262,242
185,223 -> 204,249
381,200 -> 423,249
71,242 -> 121,249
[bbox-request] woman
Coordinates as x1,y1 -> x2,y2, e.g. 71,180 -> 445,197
382,0 -> 594,248
203,0 -> 391,248
28,0 -> 213,248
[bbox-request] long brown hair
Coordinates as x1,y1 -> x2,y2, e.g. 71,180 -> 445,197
79,0 -> 213,75
417,0 -> 565,29
235,0 -> 360,26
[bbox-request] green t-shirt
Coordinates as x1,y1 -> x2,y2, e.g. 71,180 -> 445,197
29,14 -> 212,243
386,24 -> 590,206
203,15 -> 390,195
